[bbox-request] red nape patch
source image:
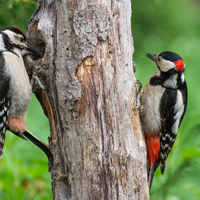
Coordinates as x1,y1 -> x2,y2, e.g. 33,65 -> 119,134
11,26 -> 26,39
174,59 -> 185,72
145,133 -> 160,167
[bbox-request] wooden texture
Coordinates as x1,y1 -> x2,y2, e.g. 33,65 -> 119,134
25,0 -> 149,199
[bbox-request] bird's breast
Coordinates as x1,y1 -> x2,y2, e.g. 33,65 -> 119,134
3,51 -> 32,117
140,82 -> 165,134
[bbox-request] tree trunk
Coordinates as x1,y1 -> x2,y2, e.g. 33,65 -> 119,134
26,0 -> 149,199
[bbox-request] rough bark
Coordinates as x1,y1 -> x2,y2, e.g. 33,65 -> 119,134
25,0 -> 149,199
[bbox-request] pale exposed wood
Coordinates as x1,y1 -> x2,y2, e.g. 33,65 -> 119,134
25,0 -> 149,199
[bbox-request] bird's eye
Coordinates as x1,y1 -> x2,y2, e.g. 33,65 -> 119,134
20,37 -> 25,43
158,56 -> 161,62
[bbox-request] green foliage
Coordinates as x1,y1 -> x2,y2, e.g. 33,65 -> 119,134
132,0 -> 200,199
0,0 -> 36,32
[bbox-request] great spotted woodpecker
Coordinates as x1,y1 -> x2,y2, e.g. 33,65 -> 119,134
139,51 -> 187,189
0,26 -> 52,163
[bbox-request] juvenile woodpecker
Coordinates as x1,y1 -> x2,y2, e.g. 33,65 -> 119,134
0,26 -> 52,162
139,51 -> 187,189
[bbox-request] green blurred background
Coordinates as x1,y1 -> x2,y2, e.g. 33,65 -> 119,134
0,0 -> 200,199
132,0 -> 200,199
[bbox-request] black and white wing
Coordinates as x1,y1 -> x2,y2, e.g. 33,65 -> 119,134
0,52 -> 10,158
159,85 -> 187,174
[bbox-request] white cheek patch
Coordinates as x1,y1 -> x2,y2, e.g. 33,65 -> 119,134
158,59 -> 176,72
2,30 -> 24,46
3,30 -> 15,41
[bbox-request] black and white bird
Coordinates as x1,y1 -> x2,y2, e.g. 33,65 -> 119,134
0,26 -> 52,162
139,51 -> 188,189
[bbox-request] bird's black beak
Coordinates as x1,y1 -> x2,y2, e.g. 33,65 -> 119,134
145,53 -> 157,63
22,46 -> 41,59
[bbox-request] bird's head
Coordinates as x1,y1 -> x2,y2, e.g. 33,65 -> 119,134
0,26 -> 40,58
145,51 -> 185,73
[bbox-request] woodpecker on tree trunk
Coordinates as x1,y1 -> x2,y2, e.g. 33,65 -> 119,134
139,51 -> 188,189
0,26 -> 52,163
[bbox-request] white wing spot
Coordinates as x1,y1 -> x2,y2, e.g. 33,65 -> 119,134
0,122 -> 4,129
161,153 -> 164,159
3,116 -> 6,123
165,144 -> 169,148
171,90 -> 184,134
3,127 -> 6,133
0,110 -> 5,116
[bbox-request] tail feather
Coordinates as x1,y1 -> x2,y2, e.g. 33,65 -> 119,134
148,160 -> 160,190
160,160 -> 166,174
22,129 -> 53,165
10,129 -> 53,165
7,128 -> 27,140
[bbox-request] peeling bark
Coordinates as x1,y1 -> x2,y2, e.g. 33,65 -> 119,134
25,0 -> 149,199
